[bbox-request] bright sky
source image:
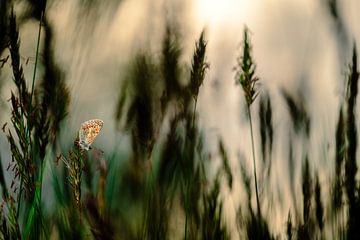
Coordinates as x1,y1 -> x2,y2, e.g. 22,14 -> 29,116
196,0 -> 247,25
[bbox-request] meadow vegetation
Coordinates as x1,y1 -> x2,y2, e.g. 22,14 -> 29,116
0,1 -> 360,239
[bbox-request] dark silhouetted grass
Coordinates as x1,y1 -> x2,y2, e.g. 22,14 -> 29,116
234,27 -> 261,218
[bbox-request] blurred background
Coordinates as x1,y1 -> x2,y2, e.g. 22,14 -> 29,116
1,0 -> 360,238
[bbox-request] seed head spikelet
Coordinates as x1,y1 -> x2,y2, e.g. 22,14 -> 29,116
234,28 -> 259,106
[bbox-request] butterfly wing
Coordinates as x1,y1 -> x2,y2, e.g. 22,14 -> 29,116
79,119 -> 104,150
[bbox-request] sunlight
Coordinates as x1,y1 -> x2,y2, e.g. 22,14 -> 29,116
196,0 -> 246,25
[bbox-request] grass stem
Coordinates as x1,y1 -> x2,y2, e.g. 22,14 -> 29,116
248,105 -> 261,216
192,98 -> 198,127
30,11 -> 43,108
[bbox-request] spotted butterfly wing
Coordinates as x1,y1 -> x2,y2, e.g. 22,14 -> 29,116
78,119 -> 104,150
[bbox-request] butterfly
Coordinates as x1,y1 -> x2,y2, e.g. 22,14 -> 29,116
78,119 -> 104,150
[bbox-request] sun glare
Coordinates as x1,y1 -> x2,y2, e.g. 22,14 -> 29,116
196,0 -> 242,25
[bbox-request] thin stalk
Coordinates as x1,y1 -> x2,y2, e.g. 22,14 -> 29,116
16,182 -> 22,219
29,11 -> 43,107
142,168 -> 155,239
192,97 -> 198,127
248,105 -> 261,216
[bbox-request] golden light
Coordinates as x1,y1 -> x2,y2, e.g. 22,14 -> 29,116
196,0 -> 244,25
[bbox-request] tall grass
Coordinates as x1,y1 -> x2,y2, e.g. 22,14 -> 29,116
1,1 -> 360,240
234,28 -> 261,217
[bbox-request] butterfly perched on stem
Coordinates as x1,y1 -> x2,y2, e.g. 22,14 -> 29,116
78,119 -> 104,150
